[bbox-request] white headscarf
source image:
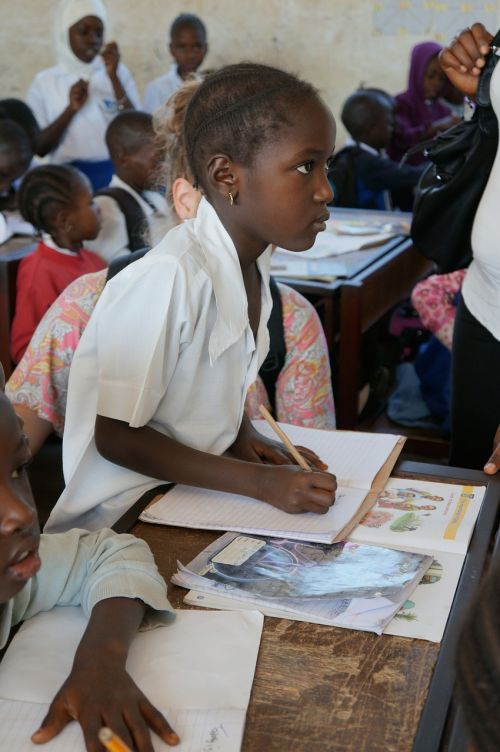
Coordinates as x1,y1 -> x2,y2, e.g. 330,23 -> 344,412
54,0 -> 108,77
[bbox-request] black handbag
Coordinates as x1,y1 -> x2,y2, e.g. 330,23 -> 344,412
411,32 -> 500,273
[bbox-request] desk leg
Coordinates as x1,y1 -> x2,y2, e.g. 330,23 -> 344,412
336,281 -> 363,429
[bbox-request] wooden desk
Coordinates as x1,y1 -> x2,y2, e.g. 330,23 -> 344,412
275,237 -> 433,430
119,462 -> 500,752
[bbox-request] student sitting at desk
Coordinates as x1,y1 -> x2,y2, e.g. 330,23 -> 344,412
86,110 -> 171,262
44,63 -> 338,533
27,0 -> 140,191
0,120 -> 35,244
329,89 -> 423,210
6,80 -> 335,459
143,13 -> 207,114
0,361 -> 180,749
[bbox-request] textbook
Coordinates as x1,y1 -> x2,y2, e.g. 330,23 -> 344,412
0,606 -> 263,751
140,422 -> 405,544
181,478 -> 486,643
172,533 -> 432,636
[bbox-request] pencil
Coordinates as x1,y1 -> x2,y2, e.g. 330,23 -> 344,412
259,404 -> 312,471
98,727 -> 133,752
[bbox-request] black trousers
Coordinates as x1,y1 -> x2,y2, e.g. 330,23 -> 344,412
449,296 -> 500,469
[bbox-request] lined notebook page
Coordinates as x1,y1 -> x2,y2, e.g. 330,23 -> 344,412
140,424 -> 401,543
0,607 -> 263,752
0,701 -> 245,751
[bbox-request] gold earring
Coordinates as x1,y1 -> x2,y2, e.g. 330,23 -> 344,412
228,191 -> 234,206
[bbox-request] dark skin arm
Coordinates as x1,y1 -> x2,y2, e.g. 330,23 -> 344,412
31,598 -> 179,751
35,79 -> 89,157
95,412 -> 337,515
101,42 -> 134,111
484,424 -> 500,474
439,22 -> 494,97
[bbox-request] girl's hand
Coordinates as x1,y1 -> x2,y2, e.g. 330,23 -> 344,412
257,463 -> 337,514
68,79 -> 89,112
440,23 -> 493,96
31,664 -> 179,751
230,418 -> 328,470
102,41 -> 120,78
484,424 -> 500,474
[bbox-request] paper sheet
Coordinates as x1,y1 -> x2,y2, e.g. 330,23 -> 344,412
140,424 -> 401,543
0,607 -> 263,751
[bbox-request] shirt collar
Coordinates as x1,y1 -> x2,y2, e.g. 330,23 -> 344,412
110,175 -> 167,218
41,233 -> 79,255
192,197 -> 272,364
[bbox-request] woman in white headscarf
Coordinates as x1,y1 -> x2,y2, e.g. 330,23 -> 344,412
27,0 -> 140,190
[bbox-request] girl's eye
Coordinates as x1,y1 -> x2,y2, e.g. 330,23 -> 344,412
11,462 -> 30,480
326,156 -> 335,171
297,162 -> 314,175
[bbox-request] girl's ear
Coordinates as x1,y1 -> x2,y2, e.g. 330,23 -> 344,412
205,154 -> 239,201
172,177 -> 202,221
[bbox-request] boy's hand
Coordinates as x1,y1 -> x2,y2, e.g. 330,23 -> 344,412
31,664 -> 179,751
229,418 -> 328,470
102,41 -> 120,78
484,424 -> 500,474
257,463 -> 337,514
68,79 -> 89,112
440,22 -> 493,96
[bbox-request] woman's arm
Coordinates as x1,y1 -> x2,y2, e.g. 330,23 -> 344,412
440,22 -> 493,96
101,42 -> 135,111
95,414 -> 336,515
31,598 -> 179,751
34,80 -> 89,157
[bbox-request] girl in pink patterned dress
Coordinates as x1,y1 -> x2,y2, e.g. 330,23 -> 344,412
6,81 -> 335,454
411,269 -> 466,351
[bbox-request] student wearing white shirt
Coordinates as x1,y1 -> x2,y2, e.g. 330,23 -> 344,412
143,13 -> 207,114
27,0 -> 140,191
87,110 -> 171,262
45,63 -> 338,534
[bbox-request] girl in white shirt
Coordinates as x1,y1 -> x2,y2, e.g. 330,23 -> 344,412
46,63 -> 338,533
27,0 -> 140,191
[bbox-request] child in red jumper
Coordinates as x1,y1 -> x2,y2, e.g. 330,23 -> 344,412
10,164 -> 105,363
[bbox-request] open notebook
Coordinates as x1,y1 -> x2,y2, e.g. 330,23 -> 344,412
140,422 -> 404,544
0,607 -> 263,752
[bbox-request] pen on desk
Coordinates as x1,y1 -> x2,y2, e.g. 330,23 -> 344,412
258,404 -> 312,471
98,727 -> 133,752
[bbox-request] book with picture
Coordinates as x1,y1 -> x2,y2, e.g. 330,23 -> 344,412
140,422 -> 405,544
172,533 -> 432,635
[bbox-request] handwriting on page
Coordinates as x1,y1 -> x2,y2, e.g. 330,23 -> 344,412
0,701 -> 244,751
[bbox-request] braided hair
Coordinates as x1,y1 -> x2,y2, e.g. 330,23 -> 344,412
18,164 -> 83,233
456,557 -> 500,752
183,62 -> 318,191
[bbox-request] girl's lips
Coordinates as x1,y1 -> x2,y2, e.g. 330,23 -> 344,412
7,548 -> 41,580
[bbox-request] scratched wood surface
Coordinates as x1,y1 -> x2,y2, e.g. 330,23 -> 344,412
133,522 -> 439,752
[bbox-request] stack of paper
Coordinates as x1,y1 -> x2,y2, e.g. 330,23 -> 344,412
0,607 -> 263,751
140,422 -> 404,544
173,533 -> 432,635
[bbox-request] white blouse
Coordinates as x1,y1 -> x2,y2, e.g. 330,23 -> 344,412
45,198 -> 273,533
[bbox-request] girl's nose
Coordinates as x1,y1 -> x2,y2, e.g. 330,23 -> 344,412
315,172 -> 334,204
0,489 -> 36,536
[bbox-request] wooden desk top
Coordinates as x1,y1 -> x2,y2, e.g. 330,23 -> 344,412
125,462 -> 500,752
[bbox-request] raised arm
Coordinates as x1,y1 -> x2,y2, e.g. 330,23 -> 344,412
439,22 -> 494,96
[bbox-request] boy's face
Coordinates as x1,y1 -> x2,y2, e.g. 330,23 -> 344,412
0,371 -> 41,603
170,25 -> 207,78
0,147 -> 32,195
369,101 -> 395,151
122,139 -> 162,191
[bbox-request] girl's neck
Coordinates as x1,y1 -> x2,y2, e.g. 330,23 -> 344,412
43,232 -> 81,254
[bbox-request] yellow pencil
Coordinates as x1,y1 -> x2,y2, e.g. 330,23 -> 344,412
259,404 -> 312,471
98,727 -> 133,752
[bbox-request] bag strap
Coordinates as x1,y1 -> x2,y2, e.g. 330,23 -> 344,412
96,186 -> 147,251
259,276 -> 286,414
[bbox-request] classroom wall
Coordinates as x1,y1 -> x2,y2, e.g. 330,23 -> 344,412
1,0 -> 500,145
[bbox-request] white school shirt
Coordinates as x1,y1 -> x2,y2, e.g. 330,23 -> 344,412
143,64 -> 183,114
464,62 -> 500,341
86,174 -> 173,262
27,61 -> 141,164
45,197 -> 273,533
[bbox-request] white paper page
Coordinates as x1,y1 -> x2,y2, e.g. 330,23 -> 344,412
0,701 -> 244,752
0,607 -> 263,752
274,230 -> 394,258
270,257 -> 348,280
349,478 -> 485,555
384,551 -> 465,642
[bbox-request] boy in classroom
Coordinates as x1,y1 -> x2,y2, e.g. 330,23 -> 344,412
329,89 -> 424,210
45,63 -> 338,534
143,13 -> 207,114
0,361 -> 180,749
10,165 -> 106,364
27,0 -> 140,191
6,81 -> 335,462
0,120 -> 35,244
86,110 -> 171,262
